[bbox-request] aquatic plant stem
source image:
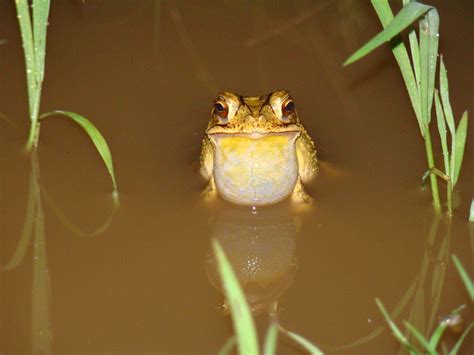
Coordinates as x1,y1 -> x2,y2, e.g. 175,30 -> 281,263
26,91 -> 42,152
423,129 -> 441,212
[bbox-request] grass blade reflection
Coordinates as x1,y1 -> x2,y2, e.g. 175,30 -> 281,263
1,152 -> 38,271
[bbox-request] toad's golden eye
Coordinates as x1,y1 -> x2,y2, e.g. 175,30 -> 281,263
214,100 -> 229,119
281,99 -> 295,117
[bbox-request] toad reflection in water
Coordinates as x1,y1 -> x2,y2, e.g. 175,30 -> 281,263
205,203 -> 299,315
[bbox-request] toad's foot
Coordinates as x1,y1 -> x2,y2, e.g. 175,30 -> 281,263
202,177 -> 218,202
291,179 -> 313,204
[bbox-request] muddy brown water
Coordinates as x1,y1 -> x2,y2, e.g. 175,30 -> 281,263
0,1 -> 472,354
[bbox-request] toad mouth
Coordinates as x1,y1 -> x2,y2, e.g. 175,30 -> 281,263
209,130 -> 300,140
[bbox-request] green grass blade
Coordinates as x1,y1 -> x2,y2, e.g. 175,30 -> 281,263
450,112 -> 468,186
40,110 -> 119,201
452,255 -> 474,301
15,0 -> 38,122
278,325 -> 323,355
375,299 -> 418,353
439,57 -> 456,136
344,1 -> 432,66
33,0 -> 51,84
407,27 -> 420,92
428,305 -> 466,351
434,91 -> 450,174
428,322 -> 447,349
403,0 -> 421,91
450,322 -> 473,355
403,321 -> 432,352
370,0 -> 423,134
217,336 -> 236,355
212,239 -> 259,355
263,322 -> 279,355
419,9 -> 439,127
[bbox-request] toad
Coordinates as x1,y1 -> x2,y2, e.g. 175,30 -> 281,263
200,91 -> 317,206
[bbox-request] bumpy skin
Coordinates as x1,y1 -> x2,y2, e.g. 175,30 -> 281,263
200,91 -> 317,205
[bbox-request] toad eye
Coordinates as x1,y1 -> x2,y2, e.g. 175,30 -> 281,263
214,100 -> 229,119
281,99 -> 295,117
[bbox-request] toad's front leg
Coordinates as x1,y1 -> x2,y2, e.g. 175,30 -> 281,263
291,177 -> 312,204
200,136 -> 217,200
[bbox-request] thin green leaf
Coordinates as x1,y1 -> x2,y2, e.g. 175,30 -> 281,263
217,336 -> 236,355
402,0 -> 421,92
450,322 -> 473,355
434,91 -> 450,174
212,240 -> 259,355
439,56 -> 456,136
419,9 -> 439,127
452,255 -> 474,301
428,322 -> 447,349
403,321 -> 432,352
450,304 -> 467,315
263,322 -> 279,355
15,0 -> 38,122
375,299 -> 418,353
40,110 -> 119,202
451,112 -> 468,186
408,28 -> 420,91
278,325 -> 323,355
370,0 -> 423,134
344,2 -> 432,66
33,0 -> 51,84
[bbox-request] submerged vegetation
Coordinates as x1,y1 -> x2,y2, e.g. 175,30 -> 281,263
376,255 -> 473,355
344,0 -> 469,216
15,0 -> 119,200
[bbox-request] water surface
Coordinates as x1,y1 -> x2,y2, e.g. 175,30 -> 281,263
0,1 -> 472,354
